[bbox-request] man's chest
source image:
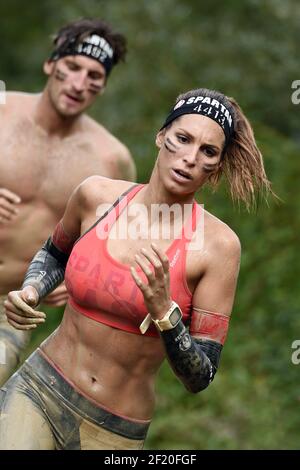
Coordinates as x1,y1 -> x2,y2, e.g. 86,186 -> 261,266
0,126 -> 108,212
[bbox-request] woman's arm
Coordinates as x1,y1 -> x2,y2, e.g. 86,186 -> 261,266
4,183 -> 84,330
162,233 -> 241,392
21,186 -> 82,300
131,234 -> 241,393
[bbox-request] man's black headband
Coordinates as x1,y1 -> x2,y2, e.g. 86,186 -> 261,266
50,34 -> 114,76
160,95 -> 234,146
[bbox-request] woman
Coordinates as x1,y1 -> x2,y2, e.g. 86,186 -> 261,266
0,88 -> 272,449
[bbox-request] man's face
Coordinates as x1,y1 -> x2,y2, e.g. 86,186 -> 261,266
44,55 -> 107,117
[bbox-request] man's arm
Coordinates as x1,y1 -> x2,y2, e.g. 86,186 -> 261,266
0,96 -> 23,224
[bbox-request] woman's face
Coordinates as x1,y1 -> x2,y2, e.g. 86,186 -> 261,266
156,114 -> 225,195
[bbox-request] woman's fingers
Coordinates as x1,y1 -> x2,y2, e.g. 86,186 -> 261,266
6,309 -> 45,326
133,245 -> 169,289
7,317 -> 37,331
4,297 -> 46,330
134,254 -> 155,284
140,248 -> 164,278
150,243 -> 169,273
6,291 -> 45,318
130,266 -> 147,293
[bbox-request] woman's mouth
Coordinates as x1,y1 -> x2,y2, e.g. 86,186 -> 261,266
171,168 -> 193,182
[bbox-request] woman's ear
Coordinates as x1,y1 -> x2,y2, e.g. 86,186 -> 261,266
155,129 -> 165,149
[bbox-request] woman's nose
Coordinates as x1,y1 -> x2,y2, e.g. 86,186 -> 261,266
182,146 -> 198,165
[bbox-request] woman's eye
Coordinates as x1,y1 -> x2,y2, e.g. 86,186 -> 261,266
177,134 -> 188,143
204,147 -> 216,157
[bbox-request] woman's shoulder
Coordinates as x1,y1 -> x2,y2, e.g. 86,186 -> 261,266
202,209 -> 241,258
75,175 -> 136,212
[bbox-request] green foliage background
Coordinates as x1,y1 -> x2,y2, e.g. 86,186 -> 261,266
1,0 -> 300,449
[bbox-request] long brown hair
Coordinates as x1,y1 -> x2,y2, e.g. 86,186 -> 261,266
175,89 -> 274,210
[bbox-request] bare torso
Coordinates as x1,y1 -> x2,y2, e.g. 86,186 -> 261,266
41,177 -> 238,420
43,306 -> 165,420
0,93 -> 133,292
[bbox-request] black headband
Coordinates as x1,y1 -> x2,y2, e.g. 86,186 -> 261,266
160,95 -> 234,146
50,34 -> 115,76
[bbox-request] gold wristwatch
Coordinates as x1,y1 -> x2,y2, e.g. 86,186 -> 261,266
152,301 -> 182,332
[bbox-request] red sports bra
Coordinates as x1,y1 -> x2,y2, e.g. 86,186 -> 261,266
65,184 -> 201,337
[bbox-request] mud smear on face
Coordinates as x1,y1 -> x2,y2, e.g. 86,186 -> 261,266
88,83 -> 103,95
54,68 -> 67,82
165,137 -> 179,153
203,162 -> 219,174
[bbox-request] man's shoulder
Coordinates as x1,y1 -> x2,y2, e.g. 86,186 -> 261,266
0,92 -> 38,116
85,116 -> 129,155
83,116 -> 136,180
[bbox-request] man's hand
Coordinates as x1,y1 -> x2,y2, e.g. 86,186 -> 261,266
0,188 -> 21,224
43,282 -> 69,307
4,286 -> 46,330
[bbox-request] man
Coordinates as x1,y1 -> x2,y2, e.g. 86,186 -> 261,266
0,18 -> 136,385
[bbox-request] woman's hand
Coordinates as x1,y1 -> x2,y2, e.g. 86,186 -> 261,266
4,286 -> 46,330
130,243 -> 172,320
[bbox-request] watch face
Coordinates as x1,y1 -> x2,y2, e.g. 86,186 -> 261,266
170,307 -> 182,326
